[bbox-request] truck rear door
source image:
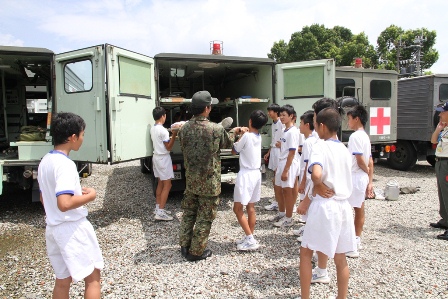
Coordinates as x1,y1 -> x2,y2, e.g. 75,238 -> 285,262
105,44 -> 156,163
275,59 -> 335,116
55,45 -> 108,163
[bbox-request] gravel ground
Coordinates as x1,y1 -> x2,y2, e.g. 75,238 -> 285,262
1,160 -> 448,298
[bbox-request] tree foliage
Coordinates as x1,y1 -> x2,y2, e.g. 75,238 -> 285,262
377,25 -> 438,71
268,24 -> 438,71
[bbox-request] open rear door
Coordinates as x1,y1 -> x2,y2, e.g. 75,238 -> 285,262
55,45 -> 108,163
276,59 -> 335,117
105,44 -> 156,163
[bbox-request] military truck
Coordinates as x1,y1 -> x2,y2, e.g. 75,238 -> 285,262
335,66 -> 398,159
388,75 -> 448,170
0,43 -> 398,200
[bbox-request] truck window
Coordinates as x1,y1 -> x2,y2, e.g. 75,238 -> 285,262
370,80 -> 391,100
336,78 -> 356,98
64,60 -> 93,93
118,56 -> 152,98
283,66 -> 324,99
439,84 -> 448,102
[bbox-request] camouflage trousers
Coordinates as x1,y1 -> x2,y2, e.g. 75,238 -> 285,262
179,191 -> 220,256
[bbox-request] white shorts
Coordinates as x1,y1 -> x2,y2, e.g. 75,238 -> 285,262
46,218 -> 104,283
268,147 -> 280,171
234,169 -> 261,205
153,154 -> 174,180
275,159 -> 299,188
348,171 -> 369,208
301,195 -> 356,258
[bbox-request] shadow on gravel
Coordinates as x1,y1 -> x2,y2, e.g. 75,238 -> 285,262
377,223 -> 439,241
375,159 -> 434,178
236,264 -> 299,292
0,187 -> 45,228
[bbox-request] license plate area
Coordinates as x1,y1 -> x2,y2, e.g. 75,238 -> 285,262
173,171 -> 182,180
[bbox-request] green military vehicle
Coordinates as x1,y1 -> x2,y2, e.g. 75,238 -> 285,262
0,43 -> 398,201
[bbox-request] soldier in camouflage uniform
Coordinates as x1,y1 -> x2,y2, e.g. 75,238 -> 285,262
178,90 -> 240,261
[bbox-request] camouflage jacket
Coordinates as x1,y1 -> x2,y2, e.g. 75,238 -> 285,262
178,116 -> 234,196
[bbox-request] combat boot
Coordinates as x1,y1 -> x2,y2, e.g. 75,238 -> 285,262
180,246 -> 189,258
186,249 -> 212,262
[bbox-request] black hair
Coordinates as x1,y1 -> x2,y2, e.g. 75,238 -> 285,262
316,108 -> 341,133
190,105 -> 208,116
312,97 -> 342,115
279,104 -> 295,116
51,112 -> 86,146
346,105 -> 368,127
250,110 -> 268,129
267,103 -> 281,116
152,107 -> 166,121
300,110 -> 315,130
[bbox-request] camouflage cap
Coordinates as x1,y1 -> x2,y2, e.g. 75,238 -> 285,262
191,90 -> 218,108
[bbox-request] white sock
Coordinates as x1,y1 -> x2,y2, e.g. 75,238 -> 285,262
246,234 -> 255,242
279,212 -> 286,217
356,236 -> 361,244
285,217 -> 292,222
315,267 -> 328,276
156,204 -> 160,210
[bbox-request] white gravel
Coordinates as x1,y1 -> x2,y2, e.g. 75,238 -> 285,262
1,160 -> 448,298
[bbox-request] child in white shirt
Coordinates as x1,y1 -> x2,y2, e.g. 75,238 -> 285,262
150,107 -> 177,221
345,105 -> 374,258
232,110 -> 268,250
299,108 -> 356,299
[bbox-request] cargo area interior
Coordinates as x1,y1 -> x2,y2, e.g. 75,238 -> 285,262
0,48 -> 52,160
156,57 -> 273,134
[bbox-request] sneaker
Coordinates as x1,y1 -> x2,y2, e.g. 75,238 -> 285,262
311,267 -> 331,284
235,236 -> 246,245
237,239 -> 260,251
153,209 -> 172,215
155,210 -> 174,221
264,202 -> 279,211
296,215 -> 306,224
273,218 -> 294,227
269,197 -> 276,203
293,226 -> 305,236
345,250 -> 360,258
268,213 -> 284,222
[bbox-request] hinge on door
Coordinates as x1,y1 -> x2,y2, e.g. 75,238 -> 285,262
108,45 -> 115,67
95,46 -> 102,68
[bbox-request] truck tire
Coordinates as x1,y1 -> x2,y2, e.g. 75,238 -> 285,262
426,155 -> 436,167
140,157 -> 151,174
388,140 -> 417,171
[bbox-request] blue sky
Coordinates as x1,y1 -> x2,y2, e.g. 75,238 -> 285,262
1,0 -> 447,73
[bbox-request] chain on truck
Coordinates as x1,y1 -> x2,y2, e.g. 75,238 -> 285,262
0,42 -> 398,202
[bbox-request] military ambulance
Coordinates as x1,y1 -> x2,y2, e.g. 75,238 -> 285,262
0,43 -> 397,201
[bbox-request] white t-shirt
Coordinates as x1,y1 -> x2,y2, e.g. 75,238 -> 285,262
308,139 -> 353,200
38,150 -> 87,226
279,126 -> 300,160
301,134 -> 319,180
151,124 -> 170,155
436,128 -> 448,157
296,127 -> 304,161
348,129 -> 371,173
233,132 -> 262,170
271,119 -> 284,148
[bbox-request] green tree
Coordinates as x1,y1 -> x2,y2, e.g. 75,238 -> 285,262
377,25 -> 438,72
268,24 -> 377,67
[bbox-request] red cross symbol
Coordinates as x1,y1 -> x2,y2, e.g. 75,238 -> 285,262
370,107 -> 390,135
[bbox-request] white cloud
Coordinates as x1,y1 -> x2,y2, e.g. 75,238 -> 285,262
0,34 -> 24,47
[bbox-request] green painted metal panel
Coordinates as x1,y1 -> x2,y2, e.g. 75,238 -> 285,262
106,44 -> 156,163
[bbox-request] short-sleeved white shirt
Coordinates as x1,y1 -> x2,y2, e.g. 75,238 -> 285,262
301,134 -> 319,180
38,151 -> 87,226
151,124 -> 170,155
348,129 -> 371,173
233,132 -> 261,170
279,125 -> 300,161
308,139 -> 353,200
271,120 -> 284,148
